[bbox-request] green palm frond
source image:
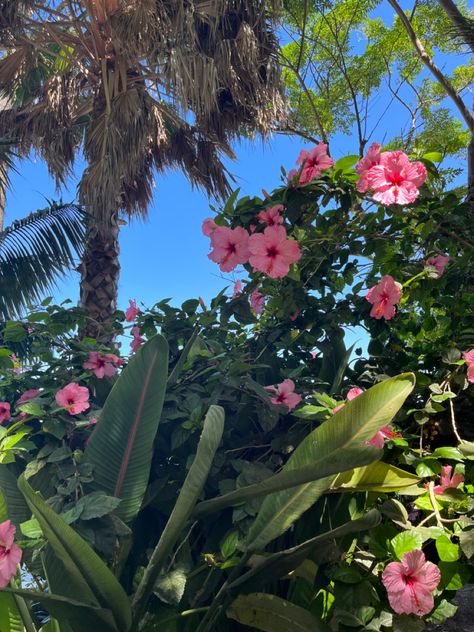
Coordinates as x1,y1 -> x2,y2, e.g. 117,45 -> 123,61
0,203 -> 87,319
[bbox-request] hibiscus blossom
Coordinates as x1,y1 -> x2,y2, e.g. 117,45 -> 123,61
368,425 -> 401,448
366,275 -> 402,320
433,465 -> 464,495
295,144 -> 334,185
265,379 -> 301,412
355,142 -> 381,193
0,403 -> 10,424
360,151 -> 427,205
382,549 -> 440,616
83,352 -> 120,379
250,289 -> 265,315
332,387 -> 365,414
131,326 -> 145,353
257,204 -> 284,226
202,217 -> 218,237
249,225 -> 301,278
208,226 -> 250,272
0,520 -> 22,588
16,389 -> 41,406
464,348 -> 474,384
426,255 -> 450,278
125,299 -> 141,322
232,280 -> 243,298
55,383 -> 90,415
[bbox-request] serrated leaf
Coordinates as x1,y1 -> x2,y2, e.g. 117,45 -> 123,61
391,531 -> 422,560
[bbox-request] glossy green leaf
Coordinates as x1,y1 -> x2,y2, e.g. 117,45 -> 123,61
132,405 -> 224,624
227,593 -> 331,631
244,374 -> 415,550
17,476 -> 131,631
329,462 -> 420,492
84,334 -> 169,522
391,531 -> 423,560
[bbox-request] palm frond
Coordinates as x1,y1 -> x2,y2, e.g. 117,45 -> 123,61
0,203 -> 87,319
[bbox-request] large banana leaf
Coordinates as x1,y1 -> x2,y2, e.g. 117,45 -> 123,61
84,334 -> 169,522
0,591 -> 23,632
227,593 -> 331,632
193,445 -> 379,517
0,465 -> 30,526
329,461 -> 420,492
244,373 -> 415,551
17,476 -> 131,631
132,405 -> 225,624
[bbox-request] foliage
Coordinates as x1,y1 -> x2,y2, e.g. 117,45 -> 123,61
0,203 -> 87,319
0,146 -> 472,631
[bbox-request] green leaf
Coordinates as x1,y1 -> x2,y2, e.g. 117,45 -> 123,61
20,517 -> 43,538
436,535 -> 461,562
76,492 -> 121,520
334,155 -> 360,171
422,151 -> 443,162
0,587 -> 117,632
330,462 -> 420,492
17,476 -> 131,631
426,599 -> 457,625
40,620 -> 61,632
244,374 -> 415,550
0,591 -> 23,632
227,593 -> 331,632
0,466 -> 30,526
84,334 -> 169,523
131,405 -> 224,624
221,531 -> 239,559
459,528 -> 474,558
17,402 -> 44,417
194,446 -> 379,517
391,531 -> 422,560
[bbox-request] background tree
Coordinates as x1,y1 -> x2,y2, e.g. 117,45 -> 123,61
280,0 -> 473,183
0,0 -> 284,339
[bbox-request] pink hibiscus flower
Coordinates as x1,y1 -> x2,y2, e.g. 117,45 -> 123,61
130,326 -> 145,353
232,280 -> 243,298
125,299 -> 141,322
0,403 -> 10,424
265,378 -> 301,412
355,142 -> 381,193
202,217 -> 218,237
16,389 -> 41,407
433,465 -> 464,495
464,349 -> 474,383
55,383 -> 90,415
289,309 -> 301,321
361,151 -> 427,205
382,549 -> 440,616
257,204 -> 284,226
250,289 -> 265,315
208,226 -> 250,273
83,352 -> 119,379
248,225 -> 301,278
366,275 -> 402,320
426,255 -> 450,278
368,425 -> 401,448
295,144 -> 334,185
333,386 -> 365,414
0,520 -> 22,588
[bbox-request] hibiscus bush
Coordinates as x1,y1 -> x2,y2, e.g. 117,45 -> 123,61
0,143 -> 473,632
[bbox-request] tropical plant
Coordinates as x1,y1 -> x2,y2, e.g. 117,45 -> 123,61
0,0 -> 284,339
0,203 -> 87,319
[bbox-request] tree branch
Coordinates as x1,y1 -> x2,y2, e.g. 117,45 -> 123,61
437,0 -> 474,54
387,0 -> 474,132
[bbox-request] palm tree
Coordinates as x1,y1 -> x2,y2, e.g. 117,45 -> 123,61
0,1 -> 284,339
0,203 -> 87,319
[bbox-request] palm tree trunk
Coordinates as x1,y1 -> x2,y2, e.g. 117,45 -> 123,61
0,163 -> 7,232
79,215 -> 120,342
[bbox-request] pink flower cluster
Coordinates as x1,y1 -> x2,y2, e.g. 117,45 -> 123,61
83,352 -> 123,379
131,326 -> 145,353
0,402 -> 10,424
332,387 -> 400,447
288,144 -> 334,186
0,520 -> 22,588
203,213 -> 301,279
463,348 -> 474,383
433,465 -> 464,495
125,299 -> 141,322
382,549 -> 440,616
356,144 -> 427,205
265,379 -> 301,412
55,383 -> 90,415
366,275 -> 402,320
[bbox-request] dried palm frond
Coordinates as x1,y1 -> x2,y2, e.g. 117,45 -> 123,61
0,203 -> 87,319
